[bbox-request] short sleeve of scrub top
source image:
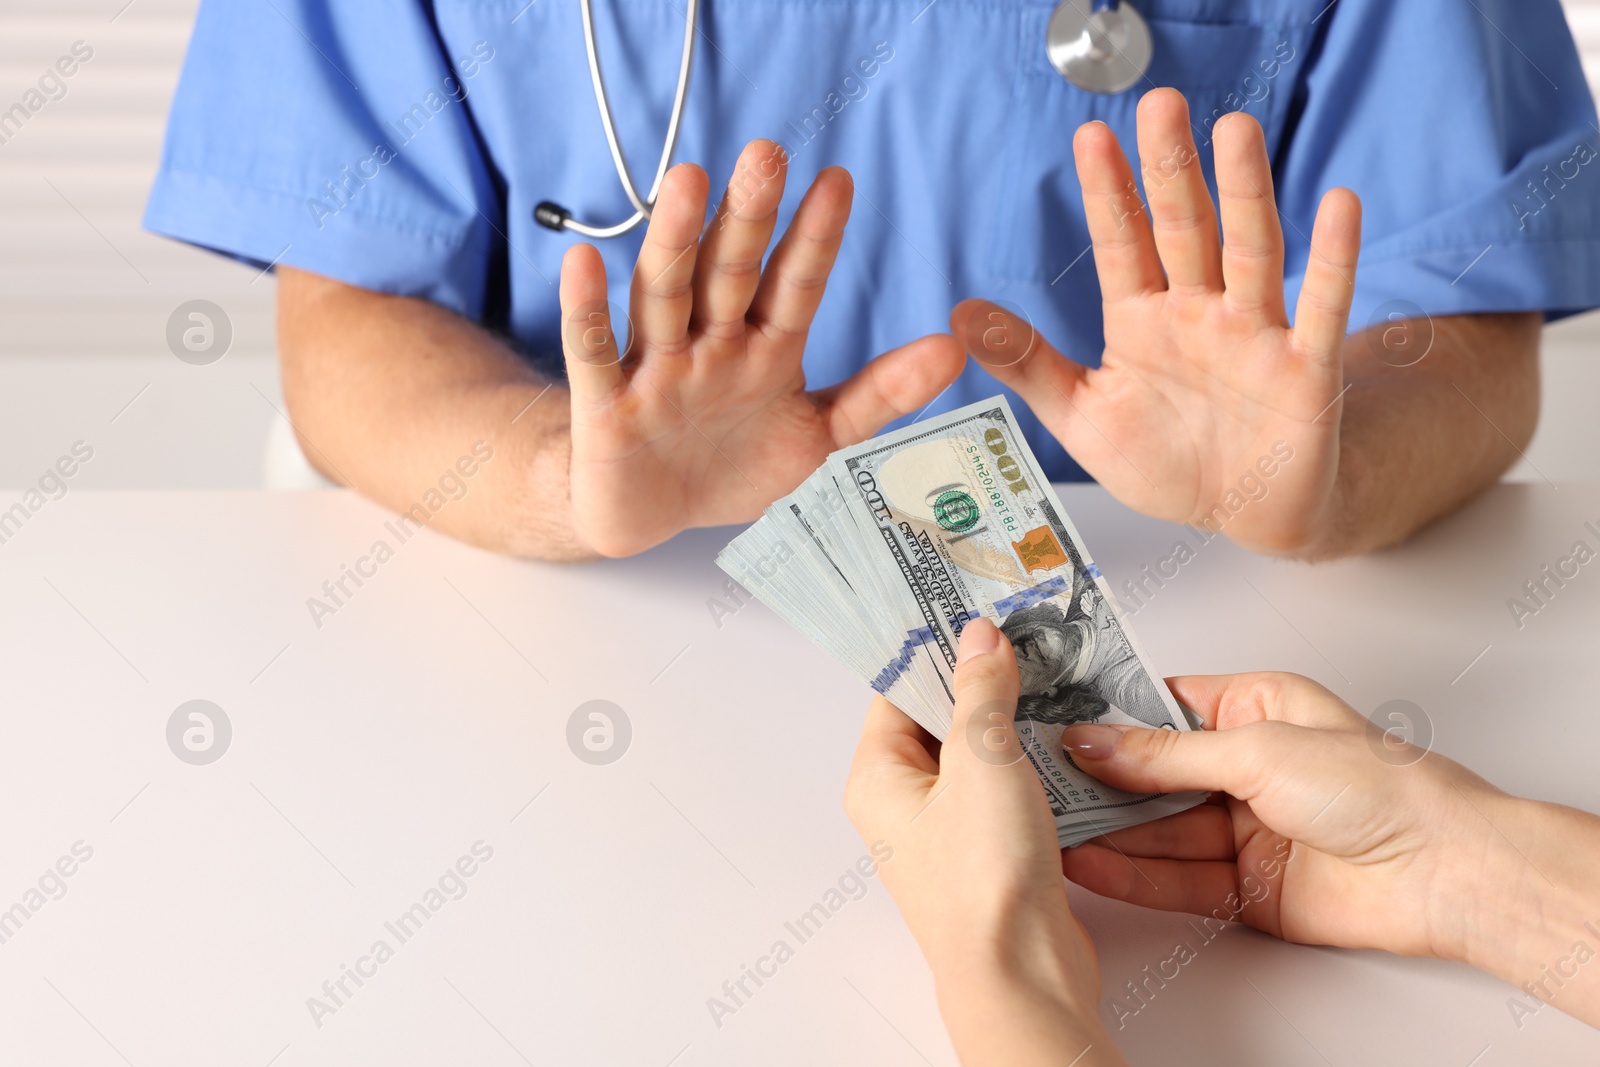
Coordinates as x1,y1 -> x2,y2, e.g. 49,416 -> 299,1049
1272,0 -> 1600,327
145,0 -> 1600,482
144,3 -> 502,320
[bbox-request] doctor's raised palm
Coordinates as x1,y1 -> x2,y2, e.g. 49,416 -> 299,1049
955,90 -> 1363,557
559,140 -> 964,557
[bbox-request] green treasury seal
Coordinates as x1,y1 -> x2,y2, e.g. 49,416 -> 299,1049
932,489 -> 980,533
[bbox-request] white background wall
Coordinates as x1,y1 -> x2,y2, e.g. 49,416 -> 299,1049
0,0 -> 1595,489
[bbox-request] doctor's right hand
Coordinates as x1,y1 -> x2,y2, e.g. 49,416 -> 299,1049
559,139 -> 964,558
953,89 -> 1362,561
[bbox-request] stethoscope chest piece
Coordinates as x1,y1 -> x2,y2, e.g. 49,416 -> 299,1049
1046,0 -> 1153,95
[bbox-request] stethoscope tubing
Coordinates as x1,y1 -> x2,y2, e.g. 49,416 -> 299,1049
549,0 -> 698,238
543,0 -> 1148,239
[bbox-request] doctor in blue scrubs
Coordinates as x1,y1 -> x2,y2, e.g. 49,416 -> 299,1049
146,0 -> 1599,561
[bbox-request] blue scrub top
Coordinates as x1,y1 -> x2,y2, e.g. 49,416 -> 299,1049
146,0 -> 1600,481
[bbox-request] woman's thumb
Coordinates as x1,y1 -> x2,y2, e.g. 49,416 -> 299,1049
948,619 -> 1024,769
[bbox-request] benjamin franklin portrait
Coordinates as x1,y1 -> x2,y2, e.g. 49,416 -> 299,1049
998,585 -> 1172,728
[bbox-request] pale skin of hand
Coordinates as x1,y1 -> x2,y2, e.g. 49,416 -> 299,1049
953,89 -> 1540,560
848,657 -> 1600,1063
279,92 -> 1535,561
561,139 -> 965,557
845,619 -> 1130,1067
1060,673 -> 1600,1031
277,139 -> 963,561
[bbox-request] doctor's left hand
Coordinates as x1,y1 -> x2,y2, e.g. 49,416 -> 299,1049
559,139 -> 964,558
954,90 -> 1362,560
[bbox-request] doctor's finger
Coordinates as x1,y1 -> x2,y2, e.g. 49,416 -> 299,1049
630,163 -> 711,355
816,332 -> 965,447
559,243 -> 624,401
1213,112 -> 1287,323
1073,121 -> 1166,302
747,166 -> 853,345
1291,188 -> 1361,367
950,299 -> 1087,400
691,140 -> 788,342
1136,89 -> 1222,293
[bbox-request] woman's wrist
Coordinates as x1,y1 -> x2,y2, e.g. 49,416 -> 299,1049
935,962 -> 1122,1067
928,905 -> 1125,1067
928,896 -> 1098,1007
1437,790 -> 1600,1008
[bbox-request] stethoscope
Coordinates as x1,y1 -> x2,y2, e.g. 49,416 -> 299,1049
534,0 -> 700,238
535,0 -> 1152,239
1046,0 -> 1154,95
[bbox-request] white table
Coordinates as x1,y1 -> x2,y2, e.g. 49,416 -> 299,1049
1,485 -> 1597,1066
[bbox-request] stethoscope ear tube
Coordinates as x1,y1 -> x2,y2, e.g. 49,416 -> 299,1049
534,202 -> 572,230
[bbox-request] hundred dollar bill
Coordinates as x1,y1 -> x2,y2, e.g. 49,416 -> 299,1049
719,397 -> 1205,846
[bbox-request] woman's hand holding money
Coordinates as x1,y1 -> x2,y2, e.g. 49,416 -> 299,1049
845,619 -> 1129,1067
848,648 -> 1600,1062
1062,674 -> 1600,1030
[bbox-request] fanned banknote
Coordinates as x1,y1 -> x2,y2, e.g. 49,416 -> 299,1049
718,396 -> 1205,848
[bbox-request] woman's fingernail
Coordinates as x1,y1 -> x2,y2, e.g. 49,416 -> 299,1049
957,618 -> 1000,663
1062,724 -> 1127,759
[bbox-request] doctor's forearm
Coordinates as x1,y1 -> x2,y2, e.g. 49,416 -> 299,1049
276,267 -> 598,561
1309,312 -> 1541,559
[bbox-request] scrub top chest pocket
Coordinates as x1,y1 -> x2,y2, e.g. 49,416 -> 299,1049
986,2 -> 1322,286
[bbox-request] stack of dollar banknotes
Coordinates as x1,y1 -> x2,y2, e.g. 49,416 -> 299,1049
718,397 -> 1206,848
